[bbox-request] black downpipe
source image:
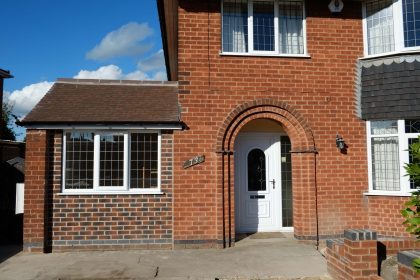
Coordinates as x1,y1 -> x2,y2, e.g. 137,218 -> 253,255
228,152 -> 232,247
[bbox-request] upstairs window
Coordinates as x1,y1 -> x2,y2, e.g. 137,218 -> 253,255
363,0 -> 420,56
222,0 -> 306,55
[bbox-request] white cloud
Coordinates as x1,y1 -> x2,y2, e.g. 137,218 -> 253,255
4,81 -> 53,117
74,64 -> 166,81
152,71 -> 167,81
137,49 -> 165,72
74,65 -> 124,79
124,70 -> 149,80
86,22 -> 154,60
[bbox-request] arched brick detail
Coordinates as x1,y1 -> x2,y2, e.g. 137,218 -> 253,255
216,99 -> 315,152
215,100 -> 318,247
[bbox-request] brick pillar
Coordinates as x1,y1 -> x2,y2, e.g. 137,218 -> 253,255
23,130 -> 48,252
343,229 -> 378,279
326,229 -> 379,279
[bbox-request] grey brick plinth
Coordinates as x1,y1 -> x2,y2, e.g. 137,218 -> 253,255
344,229 -> 377,241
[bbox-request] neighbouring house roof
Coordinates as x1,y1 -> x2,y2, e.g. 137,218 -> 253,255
21,79 -> 181,126
6,157 -> 25,174
0,69 -> 13,79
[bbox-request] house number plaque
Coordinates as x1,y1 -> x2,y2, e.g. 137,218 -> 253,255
183,155 -> 205,169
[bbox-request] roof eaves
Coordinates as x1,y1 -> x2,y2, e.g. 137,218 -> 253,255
0,69 -> 13,78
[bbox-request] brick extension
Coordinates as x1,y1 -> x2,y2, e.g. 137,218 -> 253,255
24,130 -> 174,252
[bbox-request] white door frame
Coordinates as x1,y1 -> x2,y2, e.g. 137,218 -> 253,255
235,132 -> 293,233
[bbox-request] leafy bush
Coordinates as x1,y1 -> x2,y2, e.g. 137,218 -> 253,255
401,136 -> 420,272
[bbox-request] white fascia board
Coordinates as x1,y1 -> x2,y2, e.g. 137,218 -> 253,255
24,124 -> 183,130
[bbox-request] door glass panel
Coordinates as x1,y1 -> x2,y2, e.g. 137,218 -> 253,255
281,136 -> 293,227
247,149 -> 266,191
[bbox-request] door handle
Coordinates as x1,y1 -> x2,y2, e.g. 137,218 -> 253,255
269,179 -> 275,189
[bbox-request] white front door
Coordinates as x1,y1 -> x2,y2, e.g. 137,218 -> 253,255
235,133 -> 282,232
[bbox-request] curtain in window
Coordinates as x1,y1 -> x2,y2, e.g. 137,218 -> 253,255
279,0 -> 304,54
366,0 -> 395,55
371,137 -> 400,191
223,0 -> 248,52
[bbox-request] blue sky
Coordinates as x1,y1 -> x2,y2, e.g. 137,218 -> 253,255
1,0 -> 166,140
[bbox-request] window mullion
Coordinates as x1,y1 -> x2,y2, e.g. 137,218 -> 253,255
399,120 -> 410,193
124,133 -> 129,190
274,0 -> 279,53
393,0 -> 405,51
302,0 -> 308,55
93,133 -> 100,190
398,120 -> 409,193
366,121 -> 374,192
62,133 -> 67,191
362,2 -> 369,56
157,131 -> 162,190
249,0 -> 254,53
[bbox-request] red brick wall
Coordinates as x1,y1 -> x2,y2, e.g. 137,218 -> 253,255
24,130 -> 48,252
174,0 -> 369,245
367,196 -> 412,238
25,130 -> 174,252
398,264 -> 420,279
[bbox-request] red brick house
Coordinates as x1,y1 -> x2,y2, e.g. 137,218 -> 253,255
21,0 -> 420,253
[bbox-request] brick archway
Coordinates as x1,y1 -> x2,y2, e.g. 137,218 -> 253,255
215,99 -> 318,247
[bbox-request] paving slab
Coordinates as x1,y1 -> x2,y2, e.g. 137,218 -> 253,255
0,233 -> 330,280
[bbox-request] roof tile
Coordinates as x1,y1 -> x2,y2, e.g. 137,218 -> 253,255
22,79 -> 180,124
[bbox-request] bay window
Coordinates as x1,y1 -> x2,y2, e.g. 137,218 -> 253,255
363,0 -> 420,56
63,131 -> 161,194
367,120 -> 420,195
222,0 -> 306,55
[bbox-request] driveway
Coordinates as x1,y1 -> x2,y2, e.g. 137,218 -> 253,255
0,233 -> 330,280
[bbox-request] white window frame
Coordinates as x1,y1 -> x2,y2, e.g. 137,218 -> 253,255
61,130 -> 162,195
220,0 -> 308,57
366,120 -> 420,196
362,0 -> 420,58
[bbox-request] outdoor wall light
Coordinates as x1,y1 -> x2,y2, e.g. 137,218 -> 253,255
336,134 -> 346,151
329,0 -> 344,13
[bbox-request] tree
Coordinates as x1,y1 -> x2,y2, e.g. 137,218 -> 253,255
1,102 -> 16,141
401,136 -> 420,272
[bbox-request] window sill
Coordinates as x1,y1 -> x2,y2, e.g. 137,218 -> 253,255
359,49 -> 420,61
58,190 -> 165,196
219,52 -> 311,59
363,192 -> 412,197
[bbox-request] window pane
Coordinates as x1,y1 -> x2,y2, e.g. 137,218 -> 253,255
248,149 -> 266,191
279,0 -> 304,54
371,137 -> 400,191
403,0 -> 420,47
130,133 -> 158,189
371,120 -> 398,135
65,132 -> 94,189
99,134 -> 124,187
366,0 -> 395,55
408,137 -> 420,189
405,119 -> 420,133
253,1 -> 275,51
281,136 -> 293,227
223,0 -> 248,52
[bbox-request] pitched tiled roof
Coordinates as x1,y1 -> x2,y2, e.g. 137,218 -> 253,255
21,79 -> 180,125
